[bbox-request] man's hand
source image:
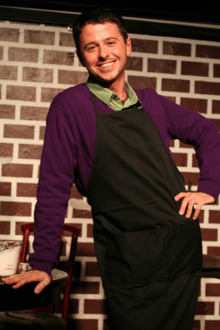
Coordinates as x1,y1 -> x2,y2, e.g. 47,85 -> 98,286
1,270 -> 51,294
174,192 -> 215,220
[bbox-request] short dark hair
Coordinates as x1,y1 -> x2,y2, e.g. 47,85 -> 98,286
73,8 -> 128,55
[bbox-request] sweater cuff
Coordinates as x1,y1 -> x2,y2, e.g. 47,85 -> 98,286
28,255 -> 56,278
197,181 -> 220,202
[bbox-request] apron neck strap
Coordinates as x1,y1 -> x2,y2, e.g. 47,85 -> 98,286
91,92 -> 99,115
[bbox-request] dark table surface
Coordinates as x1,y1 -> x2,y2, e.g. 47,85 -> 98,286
0,269 -> 68,312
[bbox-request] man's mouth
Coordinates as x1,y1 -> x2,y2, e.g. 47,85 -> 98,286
98,61 -> 115,68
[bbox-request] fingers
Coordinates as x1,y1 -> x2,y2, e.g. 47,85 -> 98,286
1,270 -> 51,294
34,280 -> 50,294
174,192 -> 215,220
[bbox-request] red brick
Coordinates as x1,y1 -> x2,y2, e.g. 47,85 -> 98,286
207,246 -> 220,256
58,70 -> 88,85
0,182 -> 11,196
18,144 -> 43,159
8,47 -> 39,62
206,283 -> 220,296
198,210 -> 204,224
39,126 -> 46,140
195,301 -> 214,315
170,140 -> 174,147
84,299 -> 106,314
162,79 -> 190,93
0,65 -> 17,80
69,319 -> 98,330
15,221 -> 34,235
212,100 -> 220,114
163,41 -> 191,56
179,141 -> 194,149
128,76 -> 156,89
196,45 -> 220,59
0,221 -> 10,235
43,50 -> 74,66
148,58 -> 176,74
70,185 -> 83,199
76,243 -> 96,257
6,85 -> 36,101
24,30 -> 55,45
0,28 -> 20,42
209,210 -> 220,223
126,57 -> 143,71
0,143 -> 13,157
56,298 -> 79,314
41,88 -> 64,103
192,320 -> 200,330
0,201 -> 31,216
2,164 -> 33,178
87,223 -> 93,238
172,153 -> 187,166
180,98 -> 207,113
192,154 -> 199,168
180,172 -> 200,186
59,32 -> 75,47
205,320 -> 220,330
181,61 -> 209,77
0,104 -> 15,119
214,64 -> 220,78
17,183 -> 37,197
0,85 -> 1,98
22,67 -> 53,83
73,208 -> 92,218
201,228 -> 218,241
0,46 -> 3,60
195,81 -> 220,95
72,281 -> 99,294
4,124 -> 34,139
131,39 -> 158,53
166,96 -> 176,102
211,119 -> 220,131
20,106 -> 48,121
85,262 -> 100,277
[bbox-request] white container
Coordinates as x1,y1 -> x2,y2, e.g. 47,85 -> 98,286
0,241 -> 23,277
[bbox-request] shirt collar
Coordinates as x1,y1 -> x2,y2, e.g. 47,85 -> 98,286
86,77 -> 141,111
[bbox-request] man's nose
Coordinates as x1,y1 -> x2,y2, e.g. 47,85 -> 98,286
98,45 -> 108,60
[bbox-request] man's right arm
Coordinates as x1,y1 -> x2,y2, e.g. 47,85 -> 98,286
29,101 -> 77,278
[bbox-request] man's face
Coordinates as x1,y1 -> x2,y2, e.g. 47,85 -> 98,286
77,22 -> 131,88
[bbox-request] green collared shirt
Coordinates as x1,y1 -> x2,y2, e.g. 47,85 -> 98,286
86,79 -> 141,111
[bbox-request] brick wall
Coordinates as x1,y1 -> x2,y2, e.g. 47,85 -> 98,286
0,20 -> 220,330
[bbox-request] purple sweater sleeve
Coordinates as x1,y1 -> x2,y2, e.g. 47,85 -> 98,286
29,102 -> 77,276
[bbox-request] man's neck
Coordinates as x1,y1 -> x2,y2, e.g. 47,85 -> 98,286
88,76 -> 128,103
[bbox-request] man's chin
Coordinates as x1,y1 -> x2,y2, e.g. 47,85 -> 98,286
91,76 -> 117,88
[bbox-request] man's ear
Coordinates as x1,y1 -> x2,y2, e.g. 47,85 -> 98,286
76,50 -> 85,67
126,36 -> 132,57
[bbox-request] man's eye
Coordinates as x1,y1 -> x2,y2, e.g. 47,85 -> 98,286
87,45 -> 96,51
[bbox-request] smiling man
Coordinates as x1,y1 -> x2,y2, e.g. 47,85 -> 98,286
2,7 -> 220,330
77,21 -> 131,101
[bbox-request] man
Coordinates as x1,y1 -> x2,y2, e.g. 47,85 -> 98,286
3,7 -> 220,330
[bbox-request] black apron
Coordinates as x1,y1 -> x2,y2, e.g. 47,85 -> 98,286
86,94 -> 202,330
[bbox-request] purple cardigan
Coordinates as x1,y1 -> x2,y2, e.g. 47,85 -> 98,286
29,84 -> 220,275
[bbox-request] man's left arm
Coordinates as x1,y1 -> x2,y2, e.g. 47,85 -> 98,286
161,94 -> 220,219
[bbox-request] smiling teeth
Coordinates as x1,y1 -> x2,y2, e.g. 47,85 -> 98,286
100,62 -> 113,67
